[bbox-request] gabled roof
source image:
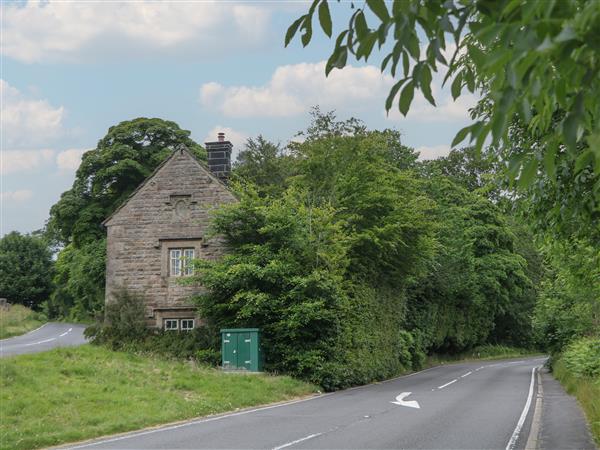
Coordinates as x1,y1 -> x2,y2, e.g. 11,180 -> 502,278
102,145 -> 232,226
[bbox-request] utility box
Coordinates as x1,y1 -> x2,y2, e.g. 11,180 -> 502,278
220,328 -> 263,372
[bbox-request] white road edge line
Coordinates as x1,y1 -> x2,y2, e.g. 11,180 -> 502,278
525,367 -> 544,450
0,323 -> 49,342
272,432 -> 323,450
460,371 -> 472,378
505,366 -> 537,450
438,379 -> 458,389
64,394 -> 334,449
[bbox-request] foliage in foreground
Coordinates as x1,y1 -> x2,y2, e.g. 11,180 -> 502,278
0,231 -> 53,310
0,304 -> 45,340
195,121 -> 538,390
0,345 -> 316,450
287,0 -> 600,209
552,337 -> 600,444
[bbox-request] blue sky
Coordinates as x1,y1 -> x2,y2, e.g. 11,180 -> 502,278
1,1 -> 476,236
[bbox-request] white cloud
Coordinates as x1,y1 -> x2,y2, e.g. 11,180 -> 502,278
0,80 -> 65,148
200,59 -> 477,124
204,126 -> 249,160
2,1 -> 271,63
416,145 -> 451,160
56,148 -> 85,171
0,190 -> 33,202
1,149 -> 55,175
200,61 -> 394,118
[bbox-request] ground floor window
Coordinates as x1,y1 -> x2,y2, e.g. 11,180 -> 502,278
180,319 -> 195,330
164,319 -> 179,330
163,318 -> 195,331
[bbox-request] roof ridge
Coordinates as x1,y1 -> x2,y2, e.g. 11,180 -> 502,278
102,145 -> 231,226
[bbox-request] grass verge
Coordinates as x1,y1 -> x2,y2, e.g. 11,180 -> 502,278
553,359 -> 600,444
0,304 -> 45,339
0,345 -> 317,450
551,338 -> 600,445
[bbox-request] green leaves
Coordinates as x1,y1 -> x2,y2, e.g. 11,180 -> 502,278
286,0 -> 600,233
366,0 -> 389,22
385,79 -> 406,111
318,1 -> 332,37
285,16 -> 305,47
451,72 -> 462,100
399,80 -> 415,116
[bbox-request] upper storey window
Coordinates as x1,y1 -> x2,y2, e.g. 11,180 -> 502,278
169,248 -> 195,276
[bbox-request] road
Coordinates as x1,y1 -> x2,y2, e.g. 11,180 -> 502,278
0,322 -> 87,357
61,356 -> 596,450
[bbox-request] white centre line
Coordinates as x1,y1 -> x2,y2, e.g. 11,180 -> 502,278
460,371 -> 472,378
438,379 -> 458,389
272,433 -> 323,450
505,367 -> 537,450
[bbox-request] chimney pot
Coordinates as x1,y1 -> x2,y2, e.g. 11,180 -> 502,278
217,132 -> 225,142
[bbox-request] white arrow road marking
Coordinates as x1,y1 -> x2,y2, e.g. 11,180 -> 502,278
390,392 -> 421,409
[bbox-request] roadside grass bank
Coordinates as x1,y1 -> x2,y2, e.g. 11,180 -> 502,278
551,337 -> 600,445
0,345 -> 317,450
425,344 -> 543,367
0,305 -> 45,339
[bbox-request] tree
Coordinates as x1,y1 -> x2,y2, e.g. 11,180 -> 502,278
233,136 -> 295,197
46,117 -> 203,319
195,112 -> 437,389
287,0 -> 600,205
406,178 -> 536,351
0,232 -> 54,309
47,117 -> 205,246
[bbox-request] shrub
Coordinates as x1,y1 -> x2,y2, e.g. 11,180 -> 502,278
85,289 -> 220,363
559,337 -> 600,378
85,288 -> 148,347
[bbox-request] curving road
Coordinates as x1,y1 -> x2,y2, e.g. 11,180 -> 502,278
0,322 -> 87,357
60,356 -> 596,449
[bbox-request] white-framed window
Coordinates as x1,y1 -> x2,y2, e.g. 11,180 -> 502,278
164,318 -> 195,331
180,319 -> 195,330
169,248 -> 195,276
164,319 -> 179,330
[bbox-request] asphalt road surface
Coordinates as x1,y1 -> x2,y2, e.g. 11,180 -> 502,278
62,356 -> 596,450
0,322 -> 87,357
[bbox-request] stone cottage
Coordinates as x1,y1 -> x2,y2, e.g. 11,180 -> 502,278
103,134 -> 236,330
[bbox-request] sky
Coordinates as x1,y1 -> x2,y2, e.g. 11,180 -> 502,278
1,1 -> 476,236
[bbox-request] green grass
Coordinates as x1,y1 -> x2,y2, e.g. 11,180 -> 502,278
552,348 -> 600,445
0,345 -> 317,450
0,305 -> 45,339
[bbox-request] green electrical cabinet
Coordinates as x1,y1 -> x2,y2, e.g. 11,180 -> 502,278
221,328 -> 263,372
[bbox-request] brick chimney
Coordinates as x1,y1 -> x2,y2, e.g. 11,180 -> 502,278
204,132 -> 232,183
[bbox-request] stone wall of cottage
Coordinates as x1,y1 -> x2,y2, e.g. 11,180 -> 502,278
104,149 -> 236,324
